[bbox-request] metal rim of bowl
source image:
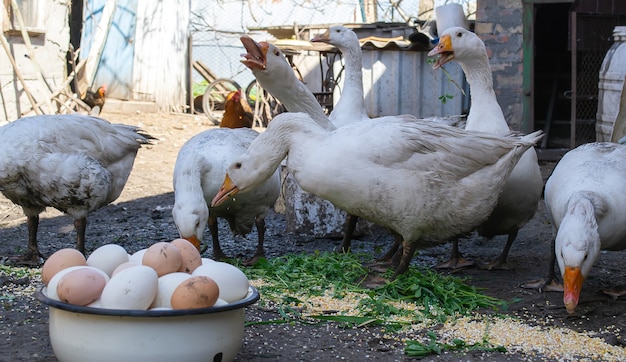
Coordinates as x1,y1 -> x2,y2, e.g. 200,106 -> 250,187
35,285 -> 259,317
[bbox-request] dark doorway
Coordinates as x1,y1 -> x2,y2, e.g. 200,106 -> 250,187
530,1 -> 626,156
533,3 -> 572,149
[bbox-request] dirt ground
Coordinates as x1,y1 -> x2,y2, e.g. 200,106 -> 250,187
1,111 -> 625,361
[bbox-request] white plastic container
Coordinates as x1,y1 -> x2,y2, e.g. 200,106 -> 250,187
596,26 -> 626,142
36,286 -> 259,362
435,3 -> 469,35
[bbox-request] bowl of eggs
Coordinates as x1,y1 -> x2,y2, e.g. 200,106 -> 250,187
35,239 -> 259,362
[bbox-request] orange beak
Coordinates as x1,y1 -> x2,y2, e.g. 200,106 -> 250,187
310,30 -> 331,43
183,235 -> 202,251
240,36 -> 269,70
427,34 -> 454,69
211,173 -> 240,207
563,266 -> 585,314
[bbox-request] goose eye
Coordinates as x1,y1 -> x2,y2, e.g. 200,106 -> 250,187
583,253 -> 588,261
234,162 -> 242,169
273,49 -> 280,56
456,31 -> 463,38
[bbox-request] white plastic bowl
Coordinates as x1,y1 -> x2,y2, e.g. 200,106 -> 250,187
36,286 -> 259,362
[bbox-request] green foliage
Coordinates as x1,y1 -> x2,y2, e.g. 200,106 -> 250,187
0,264 -> 40,279
241,252 -> 505,326
439,94 -> 454,104
192,81 -> 209,98
238,252 -> 509,356
426,55 -> 466,103
405,331 -> 506,357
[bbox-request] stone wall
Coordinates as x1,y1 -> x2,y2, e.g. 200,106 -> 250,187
475,0 -> 524,130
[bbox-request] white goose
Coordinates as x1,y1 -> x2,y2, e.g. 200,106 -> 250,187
311,26 -> 407,253
240,35 -> 335,131
0,114 -> 151,264
311,26 -> 465,128
311,26 -> 372,127
212,112 -> 543,276
428,27 -> 543,269
241,35 -> 356,241
172,128 -> 280,263
312,26 -> 469,256
543,142 -> 626,314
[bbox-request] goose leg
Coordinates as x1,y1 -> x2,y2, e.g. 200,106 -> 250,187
208,217 -> 227,260
74,217 -> 87,255
243,217 -> 266,266
10,215 -> 44,266
393,241 -> 417,277
520,237 -> 563,292
364,231 -> 402,273
481,230 -> 517,270
340,214 -> 359,253
435,239 -> 474,269
379,232 -> 402,262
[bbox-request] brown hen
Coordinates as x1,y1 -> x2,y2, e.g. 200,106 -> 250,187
82,85 -> 107,114
220,89 -> 254,128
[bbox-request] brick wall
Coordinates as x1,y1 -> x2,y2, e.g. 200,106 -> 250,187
475,0 -> 524,130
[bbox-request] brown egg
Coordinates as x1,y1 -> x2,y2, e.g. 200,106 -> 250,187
170,238 -> 202,273
42,248 -> 87,286
142,242 -> 183,277
170,276 -> 219,309
57,268 -> 107,306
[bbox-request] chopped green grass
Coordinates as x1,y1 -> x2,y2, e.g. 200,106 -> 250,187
405,330 -> 506,357
236,251 -> 508,357
239,251 -> 505,328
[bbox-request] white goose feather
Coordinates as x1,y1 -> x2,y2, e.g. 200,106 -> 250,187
212,112 -> 543,275
172,128 -> 280,261
0,114 -> 151,263
545,142 -> 626,313
240,36 -> 335,131
429,27 -> 543,268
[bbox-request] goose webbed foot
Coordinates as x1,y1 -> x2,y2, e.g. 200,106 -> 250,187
5,250 -> 44,267
435,239 -> 474,269
212,250 -> 228,261
363,259 -> 394,273
602,289 -> 626,300
520,277 -> 563,292
242,252 -> 265,267
478,257 -> 511,271
359,273 -> 389,289
435,256 -> 475,269
521,237 -> 561,292
479,231 -> 516,270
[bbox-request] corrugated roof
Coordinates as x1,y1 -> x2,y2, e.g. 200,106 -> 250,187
272,32 -> 431,53
255,22 -> 433,53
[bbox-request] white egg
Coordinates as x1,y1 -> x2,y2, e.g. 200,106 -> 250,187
111,261 -> 140,277
201,258 -> 216,265
150,272 -> 192,309
100,265 -> 158,310
128,248 -> 147,264
46,266 -> 110,301
192,262 -> 249,303
87,244 -> 129,276
213,298 -> 228,307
